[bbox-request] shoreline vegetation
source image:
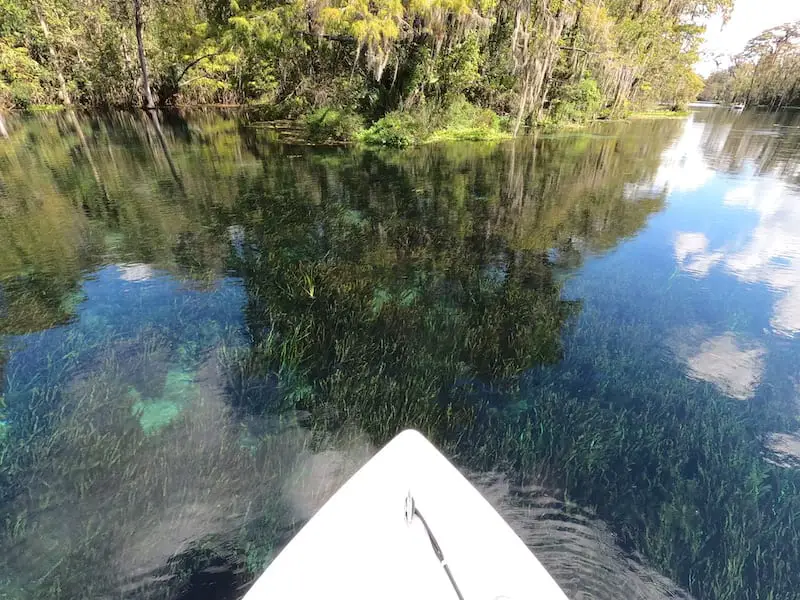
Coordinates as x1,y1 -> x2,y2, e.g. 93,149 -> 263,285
700,21 -> 800,110
5,102 -> 690,146
1,0 -> 731,146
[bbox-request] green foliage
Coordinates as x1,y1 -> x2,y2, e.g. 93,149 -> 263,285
628,108 -> 690,119
303,108 -> 364,143
0,0 -> 729,126
359,111 -> 423,147
702,20 -> 800,108
426,96 -> 509,141
360,99 -> 508,146
0,42 -> 45,108
549,78 -> 603,125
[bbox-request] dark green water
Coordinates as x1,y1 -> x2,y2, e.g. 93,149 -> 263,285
1,107 -> 800,600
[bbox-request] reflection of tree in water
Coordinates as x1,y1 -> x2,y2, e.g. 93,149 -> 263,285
0,111 -> 246,321
693,108 -> 800,182
0,112 -> 683,600
229,126 -> 677,440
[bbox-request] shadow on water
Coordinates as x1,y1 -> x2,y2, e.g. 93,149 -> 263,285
2,108 -> 800,600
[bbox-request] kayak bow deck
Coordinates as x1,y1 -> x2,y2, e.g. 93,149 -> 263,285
244,429 -> 569,599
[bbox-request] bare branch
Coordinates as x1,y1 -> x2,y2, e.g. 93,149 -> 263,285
176,53 -> 221,85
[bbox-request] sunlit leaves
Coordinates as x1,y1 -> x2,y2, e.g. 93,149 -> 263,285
0,0 -> 730,117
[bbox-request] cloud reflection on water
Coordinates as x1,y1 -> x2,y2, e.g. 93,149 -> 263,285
624,118 -> 714,201
724,180 -> 800,336
671,330 -> 765,400
674,178 -> 800,338
674,232 -> 722,277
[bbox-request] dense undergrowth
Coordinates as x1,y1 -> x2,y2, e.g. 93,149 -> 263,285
300,97 -> 510,146
298,90 -> 690,146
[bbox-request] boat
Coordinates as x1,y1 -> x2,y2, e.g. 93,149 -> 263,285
243,429 -> 569,600
731,102 -> 745,111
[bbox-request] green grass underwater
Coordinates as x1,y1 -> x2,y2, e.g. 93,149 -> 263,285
1,108 -> 800,599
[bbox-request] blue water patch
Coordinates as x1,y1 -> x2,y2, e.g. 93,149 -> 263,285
2,264 -> 247,434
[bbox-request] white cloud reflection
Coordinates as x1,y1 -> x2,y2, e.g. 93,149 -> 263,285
765,432 -> 800,468
119,263 -> 156,282
673,177 -> 800,337
672,330 -> 765,400
653,121 -> 715,194
674,232 -> 722,277
724,180 -> 800,336
624,118 -> 714,200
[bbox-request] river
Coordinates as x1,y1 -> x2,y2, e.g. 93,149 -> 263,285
1,107 -> 800,600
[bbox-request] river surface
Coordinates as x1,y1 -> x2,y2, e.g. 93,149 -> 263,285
1,107 -> 800,600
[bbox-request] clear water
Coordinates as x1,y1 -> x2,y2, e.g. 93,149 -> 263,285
1,107 -> 800,600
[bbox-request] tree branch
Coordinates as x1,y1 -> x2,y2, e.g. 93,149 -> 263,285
300,31 -> 357,44
560,45 -> 596,55
176,53 -> 220,85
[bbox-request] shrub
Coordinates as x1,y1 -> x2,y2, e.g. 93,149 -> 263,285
303,108 -> 363,143
360,99 -> 508,147
427,96 -> 509,142
0,43 -> 46,108
359,111 -> 423,147
549,77 -> 603,124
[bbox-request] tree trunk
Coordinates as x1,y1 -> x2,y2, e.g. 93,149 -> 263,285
133,0 -> 155,109
146,111 -> 184,191
35,3 -> 71,105
513,71 -> 531,137
567,0 -> 584,81
781,82 -> 797,109
120,32 -> 139,105
744,60 -> 759,108
0,113 -> 8,138
66,110 -> 103,188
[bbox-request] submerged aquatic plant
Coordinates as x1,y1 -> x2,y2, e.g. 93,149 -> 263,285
129,369 -> 198,435
0,341 -> 374,600
3,110 -> 800,600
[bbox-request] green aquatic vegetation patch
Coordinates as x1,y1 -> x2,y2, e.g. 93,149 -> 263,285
302,108 -> 364,143
130,396 -> 182,435
359,99 -> 510,147
627,109 -> 690,119
59,290 -> 86,315
128,369 -> 198,435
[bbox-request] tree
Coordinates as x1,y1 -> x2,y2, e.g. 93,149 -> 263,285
132,0 -> 154,108
702,21 -> 800,108
0,0 -> 732,121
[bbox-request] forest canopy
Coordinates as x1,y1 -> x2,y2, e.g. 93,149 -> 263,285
1,0 -> 732,129
700,20 -> 800,108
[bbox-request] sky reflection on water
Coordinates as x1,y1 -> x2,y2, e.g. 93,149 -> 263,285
2,107 -> 800,600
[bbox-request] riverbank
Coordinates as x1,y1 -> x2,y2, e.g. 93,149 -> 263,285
626,108 -> 690,119
4,102 -> 690,147
280,103 -> 689,146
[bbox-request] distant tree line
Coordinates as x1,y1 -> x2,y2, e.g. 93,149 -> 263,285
701,21 -> 800,108
0,0 -> 730,127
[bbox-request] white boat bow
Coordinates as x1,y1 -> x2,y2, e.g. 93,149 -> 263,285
244,429 -> 569,600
